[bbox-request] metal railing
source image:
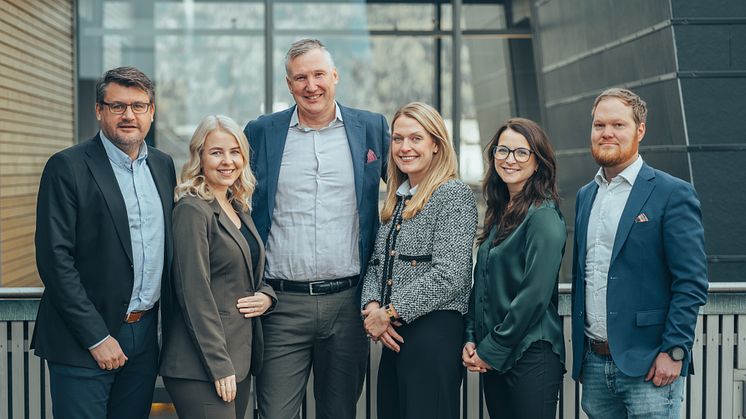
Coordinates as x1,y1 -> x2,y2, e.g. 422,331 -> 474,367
2,284 -> 745,419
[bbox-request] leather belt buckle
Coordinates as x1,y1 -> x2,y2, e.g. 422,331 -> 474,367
308,280 -> 327,296
588,338 -> 611,356
124,310 -> 147,323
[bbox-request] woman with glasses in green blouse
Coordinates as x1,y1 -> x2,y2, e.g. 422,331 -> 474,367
463,117 -> 566,419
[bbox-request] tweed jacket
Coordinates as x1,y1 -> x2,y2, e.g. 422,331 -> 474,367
361,179 -> 478,323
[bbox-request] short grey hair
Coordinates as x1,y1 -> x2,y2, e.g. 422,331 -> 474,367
284,38 -> 335,75
96,66 -> 155,103
592,88 -> 648,126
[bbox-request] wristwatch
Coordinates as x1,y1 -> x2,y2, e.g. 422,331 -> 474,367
384,304 -> 398,322
667,346 -> 685,361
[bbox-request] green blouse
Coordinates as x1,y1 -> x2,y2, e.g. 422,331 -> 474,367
464,200 -> 567,373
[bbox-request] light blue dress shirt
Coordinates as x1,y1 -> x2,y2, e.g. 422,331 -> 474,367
264,103 -> 361,281
100,132 -> 165,313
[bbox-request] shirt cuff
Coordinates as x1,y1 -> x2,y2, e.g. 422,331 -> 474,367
88,335 -> 110,350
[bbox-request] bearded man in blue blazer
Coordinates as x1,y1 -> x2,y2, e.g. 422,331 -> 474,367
571,88 -> 708,418
244,39 -> 389,419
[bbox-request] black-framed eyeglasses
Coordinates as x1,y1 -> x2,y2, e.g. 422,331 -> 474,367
100,101 -> 151,115
493,145 -> 534,163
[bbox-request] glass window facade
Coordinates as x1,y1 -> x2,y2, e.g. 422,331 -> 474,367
76,0 -> 534,183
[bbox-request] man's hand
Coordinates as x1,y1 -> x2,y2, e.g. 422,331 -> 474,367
462,342 -> 491,373
645,352 -> 682,387
90,336 -> 128,370
237,292 -> 273,318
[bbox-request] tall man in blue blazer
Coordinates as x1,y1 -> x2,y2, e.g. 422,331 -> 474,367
33,67 -> 176,419
244,39 -> 389,419
571,88 -> 708,418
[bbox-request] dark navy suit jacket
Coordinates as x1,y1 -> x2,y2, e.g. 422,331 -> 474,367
571,162 -> 708,379
32,135 -> 176,368
244,104 -> 389,285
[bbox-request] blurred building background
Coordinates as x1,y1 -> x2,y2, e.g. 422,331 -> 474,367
1,0 -> 744,288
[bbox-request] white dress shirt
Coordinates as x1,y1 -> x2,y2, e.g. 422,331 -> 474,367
584,155 -> 643,341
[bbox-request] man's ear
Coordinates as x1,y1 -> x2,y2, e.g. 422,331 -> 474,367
637,121 -> 646,143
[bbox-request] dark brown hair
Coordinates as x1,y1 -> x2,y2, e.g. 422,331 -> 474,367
478,117 -> 559,246
95,66 -> 155,103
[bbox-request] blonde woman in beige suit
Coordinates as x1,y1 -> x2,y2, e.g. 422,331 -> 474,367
160,115 -> 276,419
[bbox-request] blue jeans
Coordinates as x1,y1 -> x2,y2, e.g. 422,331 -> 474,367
580,349 -> 684,419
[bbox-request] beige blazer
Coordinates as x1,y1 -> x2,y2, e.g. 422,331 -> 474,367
160,196 -> 276,382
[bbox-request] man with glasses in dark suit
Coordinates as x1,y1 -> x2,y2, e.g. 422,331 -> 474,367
32,66 -> 176,419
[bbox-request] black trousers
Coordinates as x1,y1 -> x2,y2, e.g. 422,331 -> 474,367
377,310 -> 463,419
482,340 -> 563,419
163,376 -> 251,419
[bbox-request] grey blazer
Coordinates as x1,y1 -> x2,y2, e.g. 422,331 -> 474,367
160,196 -> 276,383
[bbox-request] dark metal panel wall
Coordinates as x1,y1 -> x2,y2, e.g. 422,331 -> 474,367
530,0 -> 746,281
671,0 -> 746,281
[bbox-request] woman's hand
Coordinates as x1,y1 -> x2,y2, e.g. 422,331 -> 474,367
363,306 -> 391,339
237,292 -> 272,318
214,374 -> 237,402
462,342 -> 491,373
378,325 -> 404,352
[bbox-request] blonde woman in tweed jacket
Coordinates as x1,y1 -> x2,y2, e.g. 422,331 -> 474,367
361,102 -> 478,419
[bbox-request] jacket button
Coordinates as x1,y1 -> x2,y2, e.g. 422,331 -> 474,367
395,224 -> 401,231
411,260 -> 417,267
389,250 -> 396,256
404,199 -> 411,206
387,279 -> 393,286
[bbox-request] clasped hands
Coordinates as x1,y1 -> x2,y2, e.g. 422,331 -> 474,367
462,342 -> 492,373
361,302 -> 404,352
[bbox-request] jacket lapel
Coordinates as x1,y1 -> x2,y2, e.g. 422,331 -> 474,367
146,151 -> 173,265
610,164 -> 656,265
237,208 -> 265,288
340,105 -> 365,210
575,182 -> 598,276
265,108 -> 294,218
84,135 -> 133,264
212,200 -> 255,290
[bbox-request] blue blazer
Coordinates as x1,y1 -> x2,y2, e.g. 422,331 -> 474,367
244,104 -> 389,284
570,163 -> 708,379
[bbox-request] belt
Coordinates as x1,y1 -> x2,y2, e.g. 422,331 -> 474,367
265,276 -> 359,296
588,338 -> 611,356
123,306 -> 156,324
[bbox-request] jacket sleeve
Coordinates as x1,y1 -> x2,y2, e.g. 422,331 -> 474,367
477,207 -> 566,371
392,184 -> 478,323
464,278 -> 477,343
361,230 -> 384,309
379,114 -> 390,183
172,200 -> 235,381
660,182 -> 708,356
35,153 -> 110,348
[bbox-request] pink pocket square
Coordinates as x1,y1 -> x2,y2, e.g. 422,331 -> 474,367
634,213 -> 649,223
366,149 -> 378,163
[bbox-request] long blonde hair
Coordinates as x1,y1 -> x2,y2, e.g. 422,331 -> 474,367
174,115 -> 256,211
381,102 -> 458,223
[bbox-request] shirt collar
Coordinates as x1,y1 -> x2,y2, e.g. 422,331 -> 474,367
594,155 -> 643,187
100,130 -> 148,169
289,102 -> 343,130
396,179 -> 418,197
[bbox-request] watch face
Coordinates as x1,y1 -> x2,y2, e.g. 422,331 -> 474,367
670,347 -> 685,361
